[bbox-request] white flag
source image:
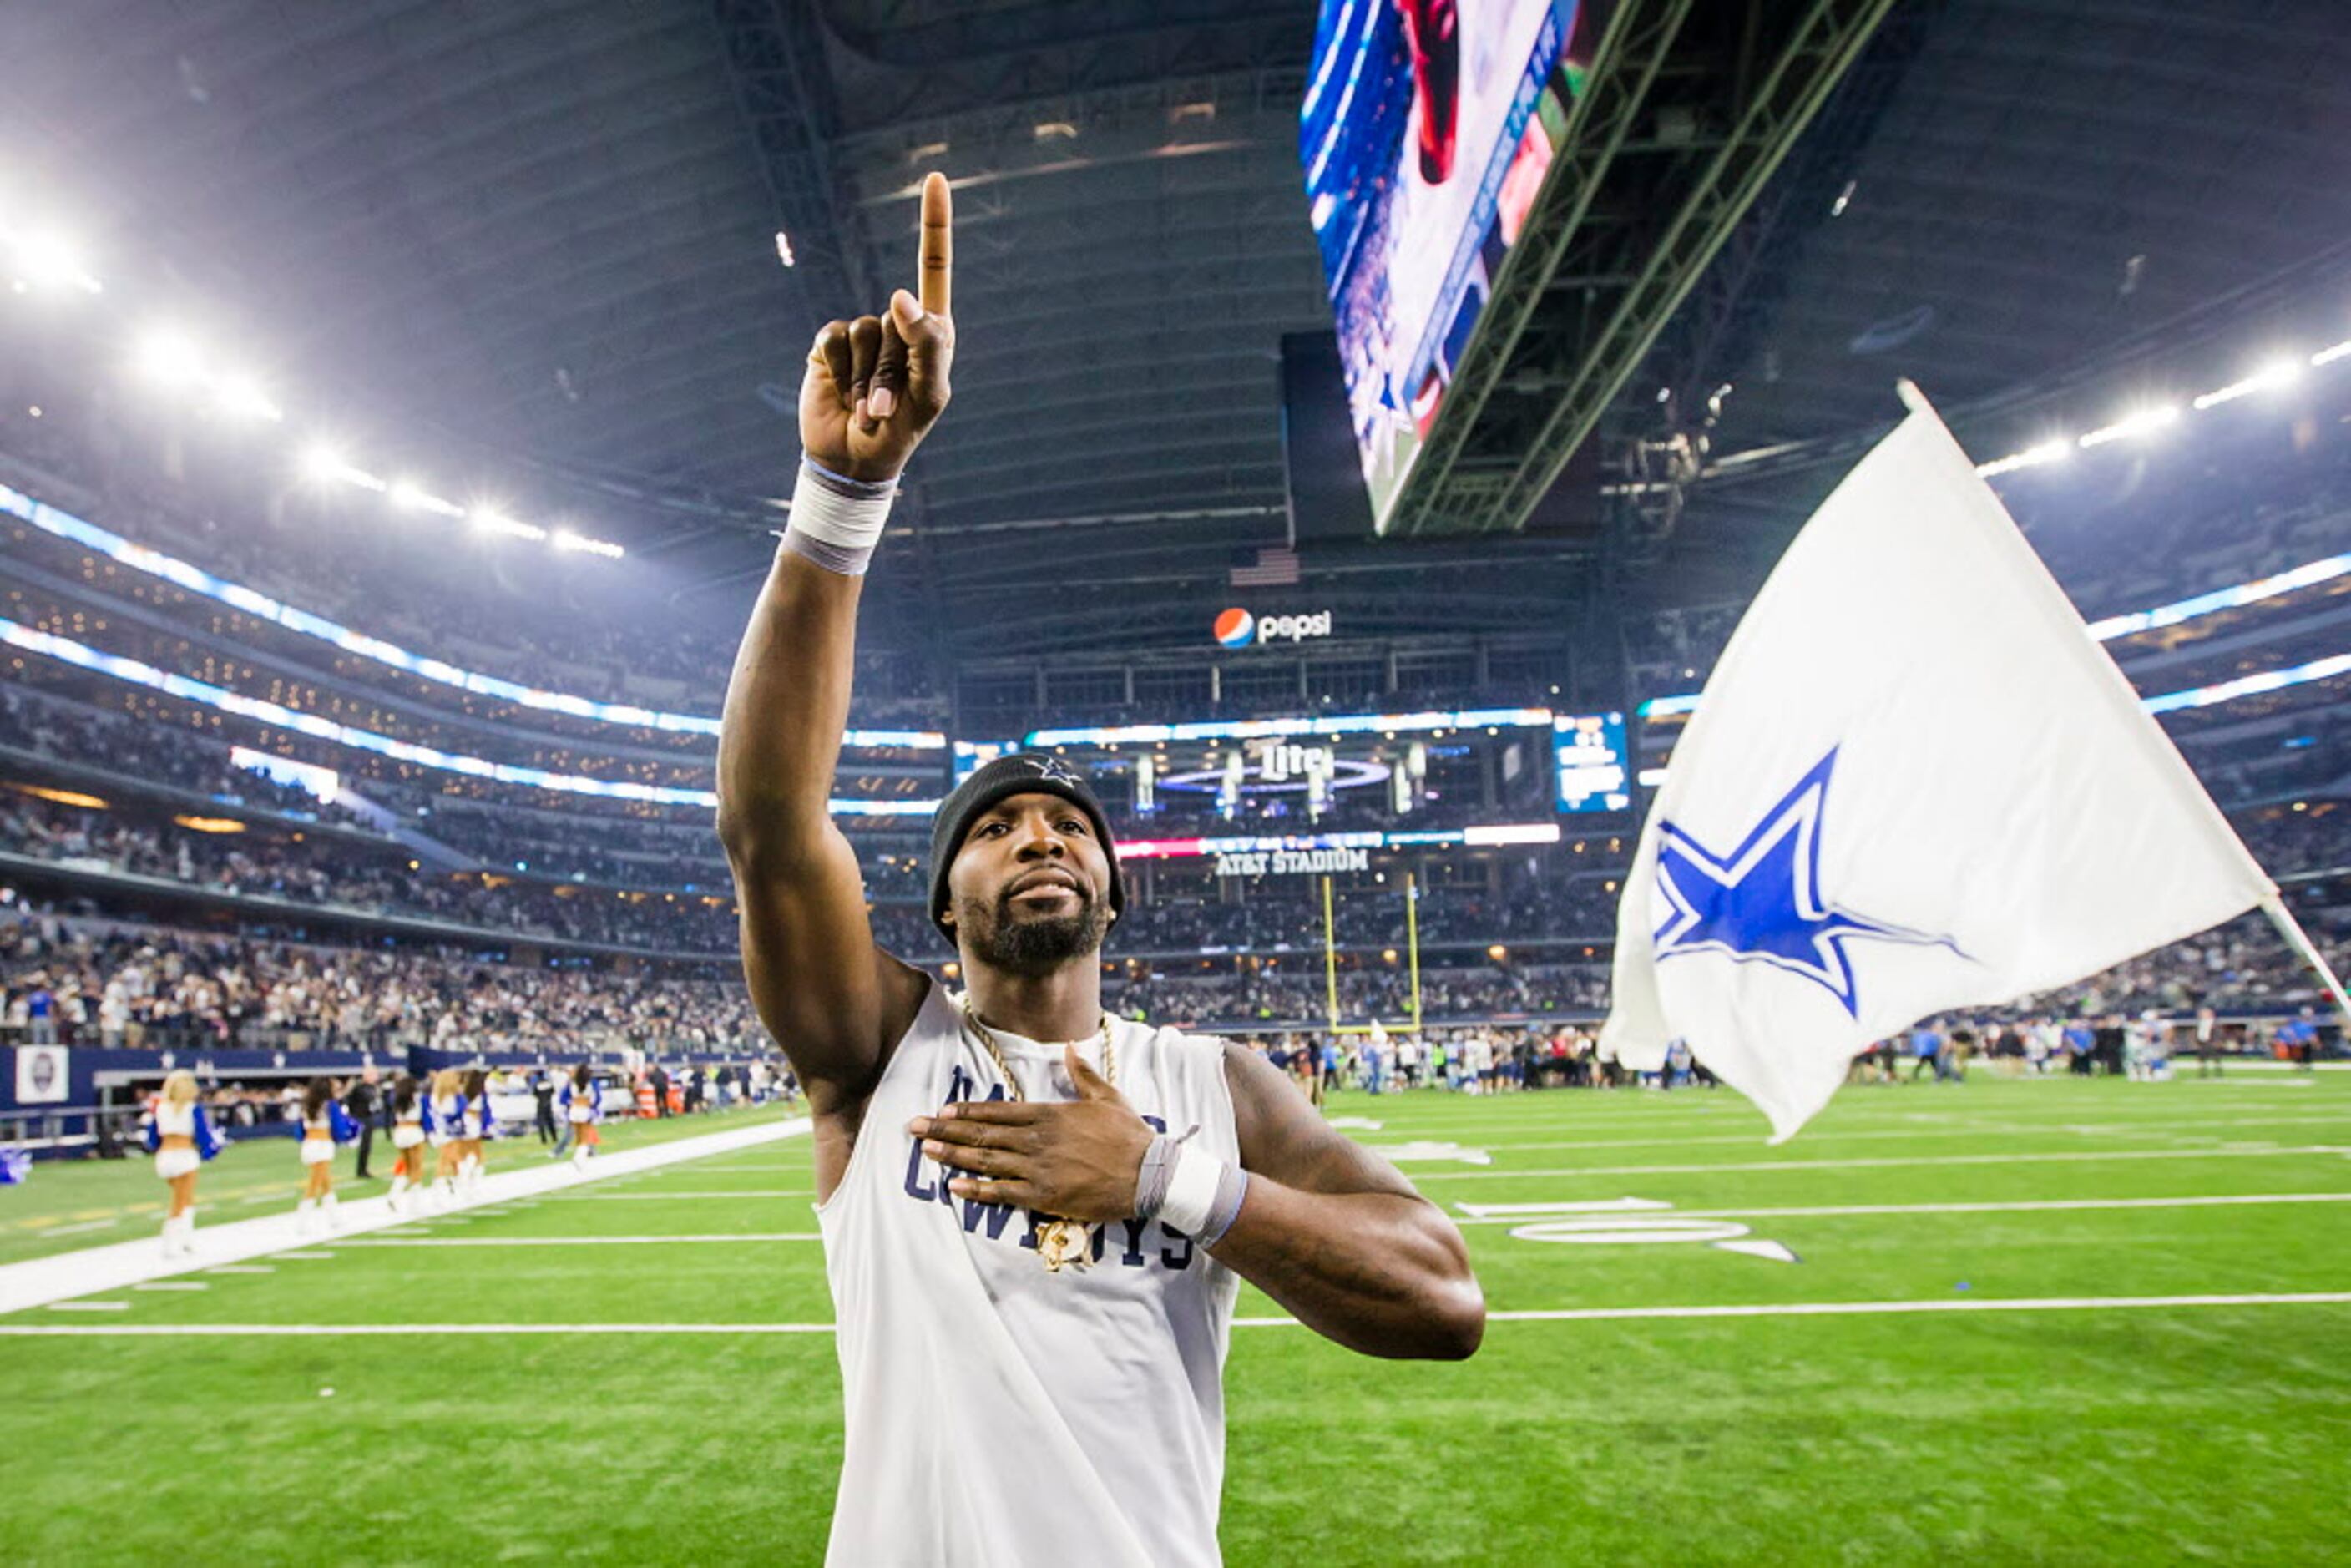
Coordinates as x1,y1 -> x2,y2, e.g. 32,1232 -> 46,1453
1601,392 -> 2273,1141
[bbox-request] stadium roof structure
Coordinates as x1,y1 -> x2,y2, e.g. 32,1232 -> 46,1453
2,0 -> 2346,660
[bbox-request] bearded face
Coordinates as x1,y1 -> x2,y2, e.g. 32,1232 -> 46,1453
943,794 -> 1116,977
954,882 -> 1114,977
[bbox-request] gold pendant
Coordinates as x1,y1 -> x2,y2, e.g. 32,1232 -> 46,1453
1037,1218 -> 1091,1273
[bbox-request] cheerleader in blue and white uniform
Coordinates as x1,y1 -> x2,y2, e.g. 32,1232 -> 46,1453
560,1063 -> 601,1173
143,1069 -> 224,1257
458,1066 -> 494,1196
293,1076 -> 359,1234
386,1074 -> 428,1214
427,1067 -> 466,1209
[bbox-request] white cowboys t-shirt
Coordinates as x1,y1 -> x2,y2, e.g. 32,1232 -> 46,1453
817,980 -> 1242,1566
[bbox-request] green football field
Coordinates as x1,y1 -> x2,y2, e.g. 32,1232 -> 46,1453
4,1070 -> 2348,1565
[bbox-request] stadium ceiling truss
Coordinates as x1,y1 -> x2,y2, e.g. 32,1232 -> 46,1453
1383,0 -> 1898,539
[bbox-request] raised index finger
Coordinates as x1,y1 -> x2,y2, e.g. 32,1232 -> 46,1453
918,170 -> 952,318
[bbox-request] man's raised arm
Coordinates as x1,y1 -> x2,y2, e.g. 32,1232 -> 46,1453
717,173 -> 956,1103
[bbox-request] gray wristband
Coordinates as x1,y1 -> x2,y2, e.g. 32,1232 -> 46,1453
1196,1166 -> 1250,1250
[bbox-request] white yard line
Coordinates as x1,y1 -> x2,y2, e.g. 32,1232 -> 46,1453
1451,1114 -> 2351,1155
1352,1088 -> 2335,1124
1410,1145 -> 2351,1181
541,1189 -> 811,1201
342,1234 -> 822,1246
0,1117 -> 813,1317
8,1290 -> 2351,1337
1454,1192 -> 2351,1224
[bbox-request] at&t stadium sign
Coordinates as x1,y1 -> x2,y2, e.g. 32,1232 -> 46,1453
1213,846 -> 1371,878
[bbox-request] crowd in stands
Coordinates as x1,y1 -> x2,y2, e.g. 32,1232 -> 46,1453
3,889 -> 2343,1085
0,685 -> 372,827
1109,960 -> 1611,1027
0,790 -> 742,949
2237,806 -> 2351,878
0,913 -> 761,1056
2006,913 -> 2348,1019
10,746 -> 2343,987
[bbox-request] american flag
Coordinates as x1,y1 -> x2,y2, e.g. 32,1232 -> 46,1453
1229,546 -> 1300,588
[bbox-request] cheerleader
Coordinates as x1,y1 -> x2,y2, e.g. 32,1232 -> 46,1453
143,1070 -> 223,1257
292,1075 -> 359,1234
457,1066 -> 493,1196
560,1063 -> 600,1172
427,1067 -> 465,1208
385,1074 -> 428,1214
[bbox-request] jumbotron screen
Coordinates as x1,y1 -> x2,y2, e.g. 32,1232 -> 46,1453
1300,0 -> 1601,530
1553,711 -> 1629,813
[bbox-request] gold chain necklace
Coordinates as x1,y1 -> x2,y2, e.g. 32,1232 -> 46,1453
958,1000 -> 1114,1273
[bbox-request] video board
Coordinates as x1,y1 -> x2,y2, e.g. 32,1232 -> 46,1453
1553,711 -> 1629,812
1300,0 -> 1599,531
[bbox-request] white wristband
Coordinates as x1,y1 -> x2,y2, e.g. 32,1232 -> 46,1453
1156,1141 -> 1227,1237
783,457 -> 896,575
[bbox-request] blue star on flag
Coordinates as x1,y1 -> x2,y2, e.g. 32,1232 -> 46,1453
1652,749 -> 1964,1018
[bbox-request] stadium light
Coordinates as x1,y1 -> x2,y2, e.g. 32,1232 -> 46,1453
300,443 -> 348,483
10,178 -> 640,568
2075,404 -> 2181,448
1972,326 -> 2351,478
468,506 -> 548,542
11,230 -> 101,294
774,230 -> 795,267
552,527 -> 626,559
2192,359 -> 2302,411
389,481 -> 463,518
214,373 -> 283,423
136,329 -> 204,387
1973,438 -> 2073,479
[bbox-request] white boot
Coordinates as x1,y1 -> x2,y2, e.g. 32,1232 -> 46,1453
460,1154 -> 483,1195
569,1146 -> 590,1174
386,1174 -> 409,1214
295,1196 -> 318,1236
436,1177 -> 458,1211
160,1215 -> 178,1257
177,1210 -> 199,1256
322,1192 -> 343,1231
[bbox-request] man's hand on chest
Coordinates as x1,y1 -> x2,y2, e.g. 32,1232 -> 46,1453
909,1046 -> 1154,1223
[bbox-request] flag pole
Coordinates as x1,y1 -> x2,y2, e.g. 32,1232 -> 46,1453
1405,871 -> 1423,1035
1322,874 -> 1341,1034
2257,893 -> 2351,1029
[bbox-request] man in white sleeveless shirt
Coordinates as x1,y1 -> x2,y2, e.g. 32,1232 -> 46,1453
719,174 -> 1484,1568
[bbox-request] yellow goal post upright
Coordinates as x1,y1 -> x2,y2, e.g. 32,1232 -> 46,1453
1325,869 -> 1424,1037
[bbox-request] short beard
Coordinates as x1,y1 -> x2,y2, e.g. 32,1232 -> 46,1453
958,889 -> 1112,978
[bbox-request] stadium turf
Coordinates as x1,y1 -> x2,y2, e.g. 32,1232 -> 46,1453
3,1072 -> 2347,1564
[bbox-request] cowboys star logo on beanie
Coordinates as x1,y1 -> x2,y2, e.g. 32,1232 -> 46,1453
928,753 -> 1125,938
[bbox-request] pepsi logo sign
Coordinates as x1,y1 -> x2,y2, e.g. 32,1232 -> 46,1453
1212,608 -> 1331,647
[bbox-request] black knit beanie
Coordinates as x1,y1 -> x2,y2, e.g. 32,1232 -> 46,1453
928,753 -> 1125,938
